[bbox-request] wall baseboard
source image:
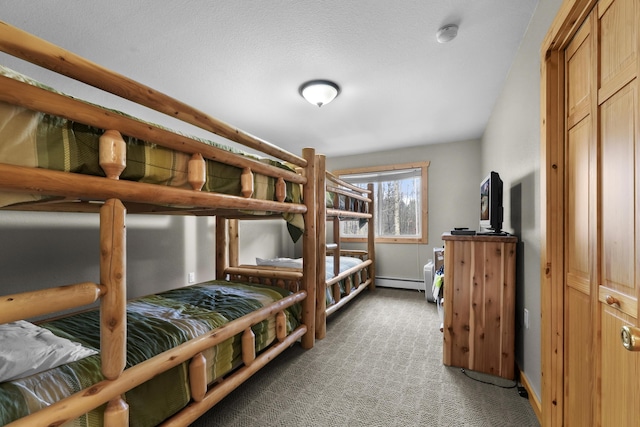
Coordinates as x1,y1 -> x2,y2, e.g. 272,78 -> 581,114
375,277 -> 424,291
519,368 -> 541,424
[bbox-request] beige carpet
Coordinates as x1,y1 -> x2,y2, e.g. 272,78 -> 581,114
191,287 -> 540,426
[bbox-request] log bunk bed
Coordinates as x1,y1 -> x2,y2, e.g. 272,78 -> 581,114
239,155 -> 376,339
0,21 -> 317,427
315,157 -> 375,339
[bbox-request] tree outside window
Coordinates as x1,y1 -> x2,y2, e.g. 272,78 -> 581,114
334,162 -> 429,244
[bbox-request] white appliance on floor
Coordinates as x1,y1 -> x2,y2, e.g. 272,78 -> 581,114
423,261 -> 436,303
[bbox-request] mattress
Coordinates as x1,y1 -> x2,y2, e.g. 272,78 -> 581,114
0,280 -> 301,427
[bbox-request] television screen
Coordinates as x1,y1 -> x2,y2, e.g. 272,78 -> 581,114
480,171 -> 503,233
480,179 -> 490,222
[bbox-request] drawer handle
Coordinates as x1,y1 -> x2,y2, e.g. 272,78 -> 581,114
605,295 -> 620,307
621,326 -> 640,351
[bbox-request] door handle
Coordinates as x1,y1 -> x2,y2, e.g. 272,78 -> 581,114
621,325 -> 640,351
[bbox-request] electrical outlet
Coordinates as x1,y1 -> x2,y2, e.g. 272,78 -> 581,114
524,308 -> 529,329
188,272 -> 195,284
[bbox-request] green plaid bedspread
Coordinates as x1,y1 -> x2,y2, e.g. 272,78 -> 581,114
0,280 -> 301,427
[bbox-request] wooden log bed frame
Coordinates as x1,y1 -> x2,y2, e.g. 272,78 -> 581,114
0,21 -> 317,426
315,157 -> 375,339
226,155 -> 376,340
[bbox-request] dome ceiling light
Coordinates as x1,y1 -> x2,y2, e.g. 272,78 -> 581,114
299,80 -> 340,107
436,24 -> 458,43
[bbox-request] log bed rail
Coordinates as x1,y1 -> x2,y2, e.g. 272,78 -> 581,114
0,20 -> 318,427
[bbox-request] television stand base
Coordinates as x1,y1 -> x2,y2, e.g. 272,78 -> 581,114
477,231 -> 510,236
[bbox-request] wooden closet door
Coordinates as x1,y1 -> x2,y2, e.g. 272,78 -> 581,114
564,12 -> 596,425
564,0 -> 640,425
597,0 -> 640,424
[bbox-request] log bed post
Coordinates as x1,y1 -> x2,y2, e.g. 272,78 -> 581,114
228,219 -> 239,268
367,183 -> 375,289
332,216 -> 340,277
315,154 -> 327,340
100,199 -> 129,423
99,130 -> 130,423
215,217 -> 228,280
301,148 -> 316,349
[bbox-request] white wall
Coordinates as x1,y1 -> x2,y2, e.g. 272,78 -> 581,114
327,139 -> 481,286
481,0 -> 562,402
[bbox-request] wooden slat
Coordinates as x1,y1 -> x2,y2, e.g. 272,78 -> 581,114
189,353 -> 207,403
0,21 -> 306,167
242,328 -> 256,366
188,153 -> 206,191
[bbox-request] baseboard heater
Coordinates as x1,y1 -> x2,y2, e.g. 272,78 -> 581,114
376,276 -> 424,291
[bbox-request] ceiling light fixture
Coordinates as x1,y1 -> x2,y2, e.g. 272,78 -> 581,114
436,24 -> 458,43
299,80 -> 340,107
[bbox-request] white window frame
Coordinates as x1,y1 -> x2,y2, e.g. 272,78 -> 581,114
333,161 -> 429,244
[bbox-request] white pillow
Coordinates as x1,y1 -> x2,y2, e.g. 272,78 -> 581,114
256,257 -> 303,269
0,320 -> 98,383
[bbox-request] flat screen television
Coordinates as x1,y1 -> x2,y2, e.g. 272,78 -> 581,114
480,171 -> 503,233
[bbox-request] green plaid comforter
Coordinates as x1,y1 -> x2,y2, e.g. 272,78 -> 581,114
0,280 -> 301,427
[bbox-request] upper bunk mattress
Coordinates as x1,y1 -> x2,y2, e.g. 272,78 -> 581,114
0,280 -> 301,427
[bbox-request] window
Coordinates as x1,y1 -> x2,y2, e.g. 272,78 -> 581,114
334,162 -> 429,244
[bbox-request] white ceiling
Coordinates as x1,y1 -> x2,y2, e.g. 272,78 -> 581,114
1,1 -> 539,158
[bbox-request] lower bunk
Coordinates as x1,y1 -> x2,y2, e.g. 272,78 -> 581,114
0,279 -> 305,427
255,254 -> 373,316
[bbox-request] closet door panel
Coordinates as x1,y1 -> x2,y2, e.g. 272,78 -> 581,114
599,82 -> 636,301
567,118 -> 592,293
567,21 -> 592,129
565,288 -> 594,426
598,0 -> 637,103
600,306 -> 640,426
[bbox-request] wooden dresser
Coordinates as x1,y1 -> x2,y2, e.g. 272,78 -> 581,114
441,233 -> 517,380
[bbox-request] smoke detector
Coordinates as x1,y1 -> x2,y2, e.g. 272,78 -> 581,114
436,24 -> 458,43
